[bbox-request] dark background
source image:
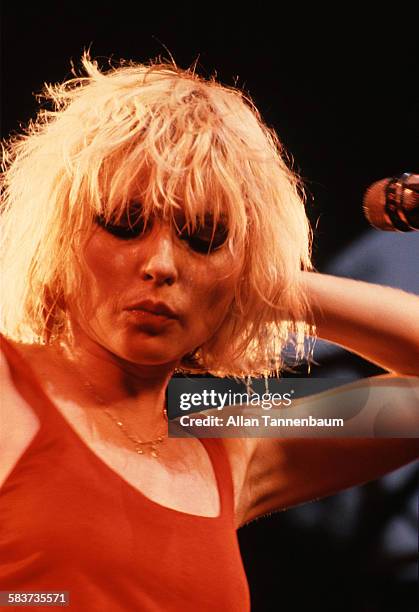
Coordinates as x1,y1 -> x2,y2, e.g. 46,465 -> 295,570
2,6 -> 418,611
2,7 -> 418,268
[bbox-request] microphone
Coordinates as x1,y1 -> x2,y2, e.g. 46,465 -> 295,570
363,172 -> 419,231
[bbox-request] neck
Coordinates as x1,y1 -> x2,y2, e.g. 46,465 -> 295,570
56,326 -> 178,433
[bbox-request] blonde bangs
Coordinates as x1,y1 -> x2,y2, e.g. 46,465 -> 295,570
1,53 -> 314,375
81,76 -> 271,247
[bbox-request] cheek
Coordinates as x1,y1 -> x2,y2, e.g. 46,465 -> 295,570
83,236 -> 126,286
206,276 -> 236,310
82,227 -> 137,296
71,233 -> 128,318
192,256 -> 240,326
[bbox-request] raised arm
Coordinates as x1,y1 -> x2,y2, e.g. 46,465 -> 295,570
302,271 -> 419,376
232,272 -> 419,527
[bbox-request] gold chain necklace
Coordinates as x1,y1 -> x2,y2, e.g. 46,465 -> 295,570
62,347 -> 168,458
82,377 -> 168,458
101,405 -> 168,458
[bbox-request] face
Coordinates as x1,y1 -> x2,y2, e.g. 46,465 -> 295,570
67,205 -> 243,369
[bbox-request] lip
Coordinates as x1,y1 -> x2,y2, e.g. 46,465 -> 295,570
125,300 -> 179,319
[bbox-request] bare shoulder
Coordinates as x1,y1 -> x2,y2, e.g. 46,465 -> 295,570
0,337 -> 48,421
1,338 -> 53,406
0,339 -> 48,487
1,338 -> 61,391
1,336 -> 49,362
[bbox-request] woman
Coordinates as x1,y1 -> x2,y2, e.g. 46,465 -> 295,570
1,55 -> 418,611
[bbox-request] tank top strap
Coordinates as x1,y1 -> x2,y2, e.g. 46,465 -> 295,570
1,335 -> 57,424
1,335 -> 238,525
198,437 -> 236,524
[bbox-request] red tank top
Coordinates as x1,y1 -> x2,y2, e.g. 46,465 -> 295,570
0,337 -> 250,611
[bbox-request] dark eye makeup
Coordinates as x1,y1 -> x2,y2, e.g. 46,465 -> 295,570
95,207 -> 228,254
95,206 -> 150,240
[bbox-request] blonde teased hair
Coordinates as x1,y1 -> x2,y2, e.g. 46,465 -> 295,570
1,53 -> 314,377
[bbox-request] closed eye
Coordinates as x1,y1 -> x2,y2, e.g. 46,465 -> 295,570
178,223 -> 228,253
173,210 -> 229,254
95,208 -> 229,253
95,206 -> 150,239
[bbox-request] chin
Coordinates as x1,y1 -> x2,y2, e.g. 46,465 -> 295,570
119,337 -> 182,367
134,353 -> 179,367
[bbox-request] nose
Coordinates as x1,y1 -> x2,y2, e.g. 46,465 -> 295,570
139,221 -> 178,286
